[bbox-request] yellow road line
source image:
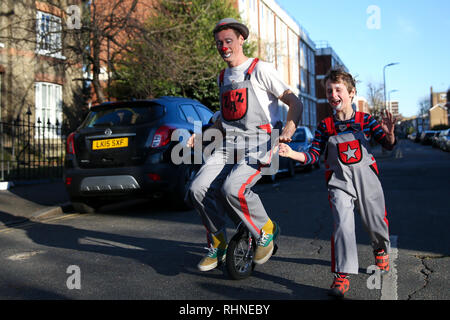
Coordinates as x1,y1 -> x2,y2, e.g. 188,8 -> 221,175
0,213 -> 83,234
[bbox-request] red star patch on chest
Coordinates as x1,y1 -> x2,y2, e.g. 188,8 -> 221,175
337,140 -> 363,164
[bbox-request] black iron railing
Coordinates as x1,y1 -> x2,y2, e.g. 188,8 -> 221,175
0,114 -> 69,182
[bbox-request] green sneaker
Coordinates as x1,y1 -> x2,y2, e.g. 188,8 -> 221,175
197,245 -> 227,272
254,222 -> 279,265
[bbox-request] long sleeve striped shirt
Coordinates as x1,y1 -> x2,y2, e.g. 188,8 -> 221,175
302,113 -> 395,165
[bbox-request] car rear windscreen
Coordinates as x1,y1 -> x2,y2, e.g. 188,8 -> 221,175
83,103 -> 164,128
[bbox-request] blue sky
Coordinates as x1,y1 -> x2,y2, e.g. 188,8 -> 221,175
275,0 -> 450,117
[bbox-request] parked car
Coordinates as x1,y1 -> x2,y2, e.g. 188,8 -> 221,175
438,129 -> 450,151
267,126 -> 319,182
414,132 -> 422,143
420,130 -> 437,145
431,131 -> 443,148
64,97 -> 214,212
407,132 -> 417,141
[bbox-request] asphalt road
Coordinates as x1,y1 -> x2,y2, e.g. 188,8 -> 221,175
0,139 -> 448,303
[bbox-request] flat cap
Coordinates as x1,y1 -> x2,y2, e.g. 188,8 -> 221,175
213,18 -> 249,40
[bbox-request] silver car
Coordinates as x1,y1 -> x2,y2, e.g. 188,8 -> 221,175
438,129 -> 450,151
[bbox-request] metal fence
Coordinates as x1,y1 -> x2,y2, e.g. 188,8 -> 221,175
0,115 -> 68,183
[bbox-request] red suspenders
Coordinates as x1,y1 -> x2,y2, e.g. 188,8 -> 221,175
323,111 -> 365,136
354,111 -> 364,131
219,58 -> 259,87
324,116 -> 337,136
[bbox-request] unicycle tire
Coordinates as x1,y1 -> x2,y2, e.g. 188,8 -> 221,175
226,231 -> 256,280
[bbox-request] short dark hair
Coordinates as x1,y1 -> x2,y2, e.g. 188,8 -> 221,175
323,67 -> 356,94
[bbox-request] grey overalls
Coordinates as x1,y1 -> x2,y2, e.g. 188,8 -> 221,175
323,112 -> 390,274
189,58 -> 274,240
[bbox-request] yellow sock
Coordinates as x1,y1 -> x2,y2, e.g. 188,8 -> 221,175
262,219 -> 274,234
211,231 -> 227,249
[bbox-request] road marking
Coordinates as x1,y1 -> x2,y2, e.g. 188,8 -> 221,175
0,213 -> 81,234
381,235 -> 398,300
7,250 -> 45,261
79,236 -> 146,250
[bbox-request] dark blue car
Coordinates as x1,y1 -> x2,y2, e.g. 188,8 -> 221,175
64,96 -> 213,212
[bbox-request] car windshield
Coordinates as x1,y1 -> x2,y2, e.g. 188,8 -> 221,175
83,103 -> 164,128
292,129 -> 306,142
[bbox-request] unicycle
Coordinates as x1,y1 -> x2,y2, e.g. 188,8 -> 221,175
225,222 -> 279,280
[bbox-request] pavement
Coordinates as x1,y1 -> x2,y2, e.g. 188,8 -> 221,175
0,179 -> 71,228
0,144 -> 395,229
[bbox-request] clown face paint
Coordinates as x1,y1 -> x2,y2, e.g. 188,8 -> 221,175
215,28 -> 245,67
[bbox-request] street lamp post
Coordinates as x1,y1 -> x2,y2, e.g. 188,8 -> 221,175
383,62 -> 399,110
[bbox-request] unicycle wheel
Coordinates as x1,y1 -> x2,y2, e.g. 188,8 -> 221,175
226,232 -> 256,280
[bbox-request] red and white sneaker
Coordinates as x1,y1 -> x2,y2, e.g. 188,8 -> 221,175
374,249 -> 390,274
328,273 -> 349,298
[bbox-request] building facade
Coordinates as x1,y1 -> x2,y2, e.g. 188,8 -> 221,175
235,0 -> 317,130
0,0 -> 84,129
388,100 -> 399,118
354,96 -> 370,113
314,43 -> 348,122
430,86 -> 448,107
429,104 -> 448,128
429,86 -> 448,128
89,0 -> 155,104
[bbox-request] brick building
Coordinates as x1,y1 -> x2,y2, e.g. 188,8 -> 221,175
233,0 -> 318,130
314,42 -> 348,122
354,96 -> 370,113
0,0 -> 84,127
90,0 -> 155,104
429,86 -> 448,128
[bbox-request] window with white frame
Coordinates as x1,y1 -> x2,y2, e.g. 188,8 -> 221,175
36,10 -> 64,59
35,82 -> 63,137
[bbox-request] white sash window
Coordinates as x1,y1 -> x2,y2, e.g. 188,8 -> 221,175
36,10 -> 64,59
35,82 -> 63,137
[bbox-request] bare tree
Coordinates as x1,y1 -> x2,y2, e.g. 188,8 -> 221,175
67,0 -> 155,104
417,96 -> 430,116
110,0 -> 255,109
0,0 -> 152,110
366,82 -> 384,120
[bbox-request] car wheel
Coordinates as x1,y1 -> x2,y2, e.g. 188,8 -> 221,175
173,164 -> 198,210
287,159 -> 295,177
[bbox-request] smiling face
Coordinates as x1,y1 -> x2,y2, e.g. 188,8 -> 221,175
325,79 -> 356,112
214,28 -> 245,67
